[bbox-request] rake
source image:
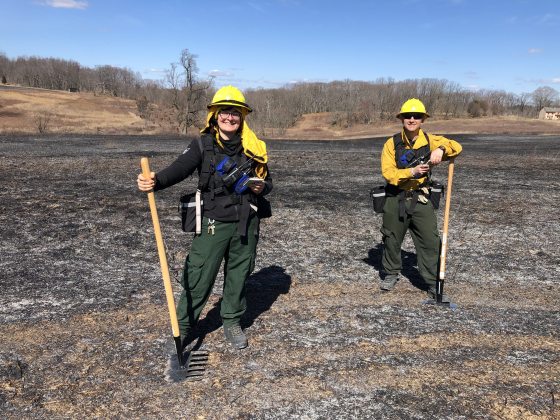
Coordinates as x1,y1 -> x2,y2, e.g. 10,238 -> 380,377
141,157 -> 209,381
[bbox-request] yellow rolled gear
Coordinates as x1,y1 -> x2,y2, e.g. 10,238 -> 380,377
397,98 -> 430,118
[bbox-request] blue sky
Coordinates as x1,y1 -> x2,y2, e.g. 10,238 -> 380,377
1,0 -> 559,94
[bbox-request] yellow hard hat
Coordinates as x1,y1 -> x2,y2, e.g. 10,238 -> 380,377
208,85 -> 252,112
397,98 -> 430,118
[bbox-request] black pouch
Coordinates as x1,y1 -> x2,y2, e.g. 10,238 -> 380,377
179,191 -> 203,232
429,181 -> 444,209
370,185 -> 386,214
256,195 -> 272,219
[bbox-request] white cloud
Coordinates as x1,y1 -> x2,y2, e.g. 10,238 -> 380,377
38,0 -> 88,9
208,69 -> 234,78
465,71 -> 479,80
521,77 -> 560,86
536,13 -> 558,25
528,48 -> 543,54
287,77 -> 329,85
247,2 -> 266,13
278,0 -> 302,6
144,68 -> 167,75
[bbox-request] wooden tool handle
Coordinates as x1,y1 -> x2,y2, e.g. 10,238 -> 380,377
439,158 -> 455,281
141,157 -> 180,338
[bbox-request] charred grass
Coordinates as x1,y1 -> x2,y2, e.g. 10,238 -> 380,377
0,134 -> 559,419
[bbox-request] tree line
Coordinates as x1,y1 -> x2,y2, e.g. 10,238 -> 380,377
1,51 -> 558,135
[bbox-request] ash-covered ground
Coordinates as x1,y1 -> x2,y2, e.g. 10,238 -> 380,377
0,134 -> 559,419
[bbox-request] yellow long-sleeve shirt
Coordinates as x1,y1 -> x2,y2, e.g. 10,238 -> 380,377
381,129 -> 462,190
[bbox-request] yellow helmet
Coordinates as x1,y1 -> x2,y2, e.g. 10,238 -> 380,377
208,85 -> 252,112
397,98 -> 430,118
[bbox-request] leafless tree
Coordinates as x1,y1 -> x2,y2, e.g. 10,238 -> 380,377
531,86 -> 559,110
0,52 -> 9,84
467,99 -> 489,117
512,92 -> 534,117
34,112 -> 52,133
165,49 -> 213,133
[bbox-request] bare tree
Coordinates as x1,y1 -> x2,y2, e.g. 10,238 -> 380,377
512,92 -> 534,117
34,112 -> 52,133
467,99 -> 489,117
531,86 -> 559,110
0,52 -> 9,84
165,49 -> 213,134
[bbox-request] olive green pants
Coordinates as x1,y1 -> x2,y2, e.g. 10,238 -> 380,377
176,216 -> 258,335
380,196 -> 440,286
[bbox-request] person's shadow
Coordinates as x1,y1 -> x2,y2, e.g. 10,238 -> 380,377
188,265 -> 291,349
363,242 -> 429,291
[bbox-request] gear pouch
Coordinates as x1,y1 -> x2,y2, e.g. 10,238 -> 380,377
179,191 -> 203,233
256,195 -> 272,219
370,185 -> 386,214
429,181 -> 444,210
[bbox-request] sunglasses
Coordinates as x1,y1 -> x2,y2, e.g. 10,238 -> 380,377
401,113 -> 425,120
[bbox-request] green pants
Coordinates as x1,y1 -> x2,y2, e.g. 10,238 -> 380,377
176,216 -> 259,335
380,196 -> 440,286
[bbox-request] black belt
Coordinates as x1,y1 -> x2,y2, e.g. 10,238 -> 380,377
402,190 -> 417,199
385,186 -> 424,219
385,183 -> 428,197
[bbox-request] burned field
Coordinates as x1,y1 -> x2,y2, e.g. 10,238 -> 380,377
0,134 -> 559,419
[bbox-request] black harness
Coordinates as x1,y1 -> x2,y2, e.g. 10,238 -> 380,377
196,133 -> 255,235
386,131 -> 432,219
393,131 -> 431,169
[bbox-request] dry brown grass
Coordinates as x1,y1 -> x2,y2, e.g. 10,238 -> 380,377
0,86 -> 162,135
279,111 -> 560,139
1,85 -> 559,138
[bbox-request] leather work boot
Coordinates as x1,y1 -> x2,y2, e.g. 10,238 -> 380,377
380,274 -> 399,291
427,286 -> 451,303
223,324 -> 248,349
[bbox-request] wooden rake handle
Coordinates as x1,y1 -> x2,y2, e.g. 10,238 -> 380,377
439,158 -> 455,281
141,157 -> 180,339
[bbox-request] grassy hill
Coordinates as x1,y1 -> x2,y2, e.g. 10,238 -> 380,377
279,111 -> 560,139
0,85 -> 172,135
1,85 -> 559,138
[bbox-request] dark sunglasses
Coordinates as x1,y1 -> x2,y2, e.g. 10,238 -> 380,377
401,113 -> 425,120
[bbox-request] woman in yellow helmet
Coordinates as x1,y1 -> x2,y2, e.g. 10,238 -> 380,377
378,98 -> 462,301
137,85 -> 272,350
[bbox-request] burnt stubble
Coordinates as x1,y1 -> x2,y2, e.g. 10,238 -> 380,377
1,134 -> 559,419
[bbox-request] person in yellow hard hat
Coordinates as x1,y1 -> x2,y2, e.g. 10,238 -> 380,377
377,98 -> 462,300
137,85 -> 273,350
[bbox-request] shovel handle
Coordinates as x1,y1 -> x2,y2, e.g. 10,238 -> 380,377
439,158 -> 455,281
141,157 -> 180,339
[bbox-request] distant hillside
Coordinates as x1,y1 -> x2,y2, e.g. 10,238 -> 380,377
1,85 -> 559,138
277,112 -> 560,139
0,85 -> 176,135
